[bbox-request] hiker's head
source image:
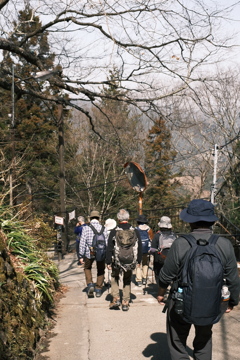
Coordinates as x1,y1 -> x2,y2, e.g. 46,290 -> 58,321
77,216 -> 85,224
105,218 -> 117,230
158,216 -> 172,230
89,210 -> 100,220
180,199 -> 218,227
117,209 -> 130,222
136,214 -> 148,225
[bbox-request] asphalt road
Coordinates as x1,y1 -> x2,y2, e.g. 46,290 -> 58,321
38,251 -> 240,360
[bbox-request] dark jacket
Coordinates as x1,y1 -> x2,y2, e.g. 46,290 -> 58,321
106,222 -> 142,265
159,229 -> 240,307
74,224 -> 87,242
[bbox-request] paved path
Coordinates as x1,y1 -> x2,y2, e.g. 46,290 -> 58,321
38,251 -> 240,360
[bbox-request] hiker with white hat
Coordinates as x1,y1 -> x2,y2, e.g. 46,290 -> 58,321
150,216 -> 177,285
104,218 -> 117,236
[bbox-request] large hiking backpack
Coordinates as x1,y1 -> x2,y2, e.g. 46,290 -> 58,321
136,227 -> 150,254
113,227 -> 138,271
155,232 -> 176,264
175,234 -> 224,326
89,224 -> 106,261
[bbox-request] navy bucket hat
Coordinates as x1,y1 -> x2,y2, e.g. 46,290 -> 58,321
136,214 -> 148,224
180,199 -> 218,223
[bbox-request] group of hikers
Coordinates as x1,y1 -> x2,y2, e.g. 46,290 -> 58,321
74,199 -> 240,360
74,209 -> 175,308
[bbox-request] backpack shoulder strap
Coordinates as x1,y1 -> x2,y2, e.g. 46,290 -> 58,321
88,223 -> 101,235
207,234 -> 219,245
98,225 -> 104,235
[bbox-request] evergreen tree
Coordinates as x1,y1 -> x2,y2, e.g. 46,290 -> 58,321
144,117 -> 183,209
0,4 -> 59,216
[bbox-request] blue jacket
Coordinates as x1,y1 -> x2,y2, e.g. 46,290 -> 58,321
74,224 -> 87,242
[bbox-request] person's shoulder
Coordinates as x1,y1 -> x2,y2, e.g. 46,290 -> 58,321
81,224 -> 90,233
170,235 -> 190,247
216,235 -> 234,248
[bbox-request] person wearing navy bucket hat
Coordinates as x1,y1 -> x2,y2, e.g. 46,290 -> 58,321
179,199 -> 218,223
156,199 -> 240,360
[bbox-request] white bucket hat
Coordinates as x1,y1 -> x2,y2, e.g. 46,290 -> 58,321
104,218 -> 117,231
158,216 -> 172,229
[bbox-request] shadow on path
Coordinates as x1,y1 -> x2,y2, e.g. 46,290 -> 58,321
142,332 -> 193,360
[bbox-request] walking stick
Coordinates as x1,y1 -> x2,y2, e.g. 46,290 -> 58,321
107,268 -> 111,293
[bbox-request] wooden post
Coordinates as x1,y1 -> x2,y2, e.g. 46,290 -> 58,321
138,191 -> 143,215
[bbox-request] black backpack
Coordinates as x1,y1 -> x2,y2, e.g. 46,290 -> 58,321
113,227 -> 138,271
89,224 -> 106,262
175,234 -> 224,326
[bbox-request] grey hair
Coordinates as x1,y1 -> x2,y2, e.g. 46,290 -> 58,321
117,209 -> 130,222
77,216 -> 85,223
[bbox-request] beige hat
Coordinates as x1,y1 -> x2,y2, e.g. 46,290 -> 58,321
158,216 -> 172,229
104,218 -> 117,231
90,210 -> 100,218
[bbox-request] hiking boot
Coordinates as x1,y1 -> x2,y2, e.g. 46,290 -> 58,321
142,278 -> 147,285
122,301 -> 129,311
87,283 -> 94,298
109,297 -> 121,309
137,281 -> 142,287
95,288 -> 102,298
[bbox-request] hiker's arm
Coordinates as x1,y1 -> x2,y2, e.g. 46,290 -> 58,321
79,227 -> 87,261
149,233 -> 159,253
220,239 -> 240,307
105,229 -> 115,265
159,237 -> 189,284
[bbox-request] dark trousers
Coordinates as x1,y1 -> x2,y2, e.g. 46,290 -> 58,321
154,262 -> 163,283
167,299 -> 213,360
84,257 -> 105,289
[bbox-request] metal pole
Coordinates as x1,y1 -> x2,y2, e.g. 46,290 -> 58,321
211,144 -> 218,204
10,64 -> 15,206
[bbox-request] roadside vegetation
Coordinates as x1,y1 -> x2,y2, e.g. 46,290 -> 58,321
0,206 -> 60,359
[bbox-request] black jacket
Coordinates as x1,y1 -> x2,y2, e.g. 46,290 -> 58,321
106,222 -> 142,265
159,229 -> 240,307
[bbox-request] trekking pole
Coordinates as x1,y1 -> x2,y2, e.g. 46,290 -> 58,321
107,268 -> 111,293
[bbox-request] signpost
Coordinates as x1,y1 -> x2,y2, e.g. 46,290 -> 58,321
124,161 -> 148,214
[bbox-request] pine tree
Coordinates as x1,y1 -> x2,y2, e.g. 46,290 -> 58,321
0,4 -> 59,216
144,117 -> 182,208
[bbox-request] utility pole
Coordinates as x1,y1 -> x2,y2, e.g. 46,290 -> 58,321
211,144 -> 218,204
9,64 -> 15,206
58,104 -> 68,252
